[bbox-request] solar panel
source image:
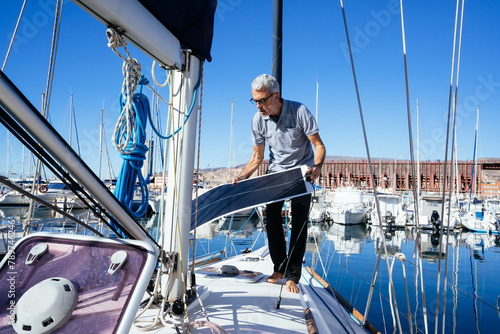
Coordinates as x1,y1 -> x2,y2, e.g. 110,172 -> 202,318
191,166 -> 313,230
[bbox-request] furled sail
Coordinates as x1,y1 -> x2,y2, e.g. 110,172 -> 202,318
138,0 -> 216,62
71,0 -> 216,68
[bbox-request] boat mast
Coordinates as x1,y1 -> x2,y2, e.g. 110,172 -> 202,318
161,53 -> 201,297
474,106 -> 479,197
315,81 -> 319,124
69,93 -> 73,148
272,0 -> 283,93
6,130 -> 9,178
99,104 -> 103,180
468,106 -> 479,208
416,99 -> 420,195
229,100 -> 234,180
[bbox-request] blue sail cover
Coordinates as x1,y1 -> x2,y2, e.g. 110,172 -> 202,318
138,0 -> 216,62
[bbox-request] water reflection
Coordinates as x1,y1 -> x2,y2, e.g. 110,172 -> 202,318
327,223 -> 367,255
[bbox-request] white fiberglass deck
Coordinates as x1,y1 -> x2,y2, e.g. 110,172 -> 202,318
131,246 -> 370,333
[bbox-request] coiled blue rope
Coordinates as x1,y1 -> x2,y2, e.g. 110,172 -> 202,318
114,76 -> 150,218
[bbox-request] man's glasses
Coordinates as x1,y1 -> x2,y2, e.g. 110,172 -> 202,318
250,92 -> 276,105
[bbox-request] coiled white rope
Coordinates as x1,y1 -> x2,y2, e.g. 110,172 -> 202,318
151,60 -> 169,87
107,28 -> 142,154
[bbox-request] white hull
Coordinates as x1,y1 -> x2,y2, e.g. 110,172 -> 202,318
0,191 -> 31,206
327,207 -> 367,225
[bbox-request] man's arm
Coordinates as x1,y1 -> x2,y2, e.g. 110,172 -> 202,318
231,144 -> 265,184
305,133 -> 325,182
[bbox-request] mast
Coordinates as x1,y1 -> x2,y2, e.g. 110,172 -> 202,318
272,0 -> 283,93
416,99 -> 420,195
454,111 -> 459,199
6,131 -> 9,178
469,106 -> 479,207
229,100 -> 234,179
69,93 -> 73,148
98,104 -> 103,179
315,81 -> 319,124
21,145 -> 25,179
474,106 -> 479,197
161,53 -> 201,298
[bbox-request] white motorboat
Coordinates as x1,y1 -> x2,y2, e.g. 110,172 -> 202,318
368,194 -> 408,228
326,186 -> 368,225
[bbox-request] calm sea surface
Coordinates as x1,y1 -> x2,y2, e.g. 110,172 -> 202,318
193,215 -> 500,334
2,207 -> 499,333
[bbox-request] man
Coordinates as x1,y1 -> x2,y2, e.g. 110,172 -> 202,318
231,74 -> 325,293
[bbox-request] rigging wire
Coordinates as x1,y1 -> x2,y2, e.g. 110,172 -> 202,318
0,177 -> 103,236
70,95 -> 82,157
379,268 -> 388,334
321,241 -> 427,334
390,253 -> 413,334
441,0 -> 465,330
311,228 -> 359,332
435,1 -> 465,333
193,208 -> 256,268
42,0 -> 63,119
24,0 -> 64,233
2,0 -> 27,71
398,1 -> 428,332
338,1 -> 403,332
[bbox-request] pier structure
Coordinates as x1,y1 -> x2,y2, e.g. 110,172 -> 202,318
257,159 -> 500,195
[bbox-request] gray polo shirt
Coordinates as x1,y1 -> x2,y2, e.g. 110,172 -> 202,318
251,99 -> 318,172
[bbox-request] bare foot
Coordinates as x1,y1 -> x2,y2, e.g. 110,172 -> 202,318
266,272 -> 284,283
286,280 -> 300,293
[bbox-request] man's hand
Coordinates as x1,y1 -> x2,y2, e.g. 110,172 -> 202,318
305,165 -> 321,183
231,175 -> 244,185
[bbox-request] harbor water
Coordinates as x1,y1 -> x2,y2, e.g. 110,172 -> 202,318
2,206 -> 500,333
192,215 -> 500,334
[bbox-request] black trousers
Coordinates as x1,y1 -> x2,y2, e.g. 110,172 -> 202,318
265,194 -> 311,283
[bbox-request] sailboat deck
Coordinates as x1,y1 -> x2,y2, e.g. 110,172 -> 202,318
131,246 -> 369,333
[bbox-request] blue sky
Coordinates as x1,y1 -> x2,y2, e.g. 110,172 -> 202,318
1,0 -> 499,179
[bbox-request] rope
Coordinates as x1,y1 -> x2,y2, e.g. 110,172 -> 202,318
113,57 -> 143,154
151,60 -> 169,87
133,257 -> 174,331
106,28 -> 170,219
113,76 -> 150,218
